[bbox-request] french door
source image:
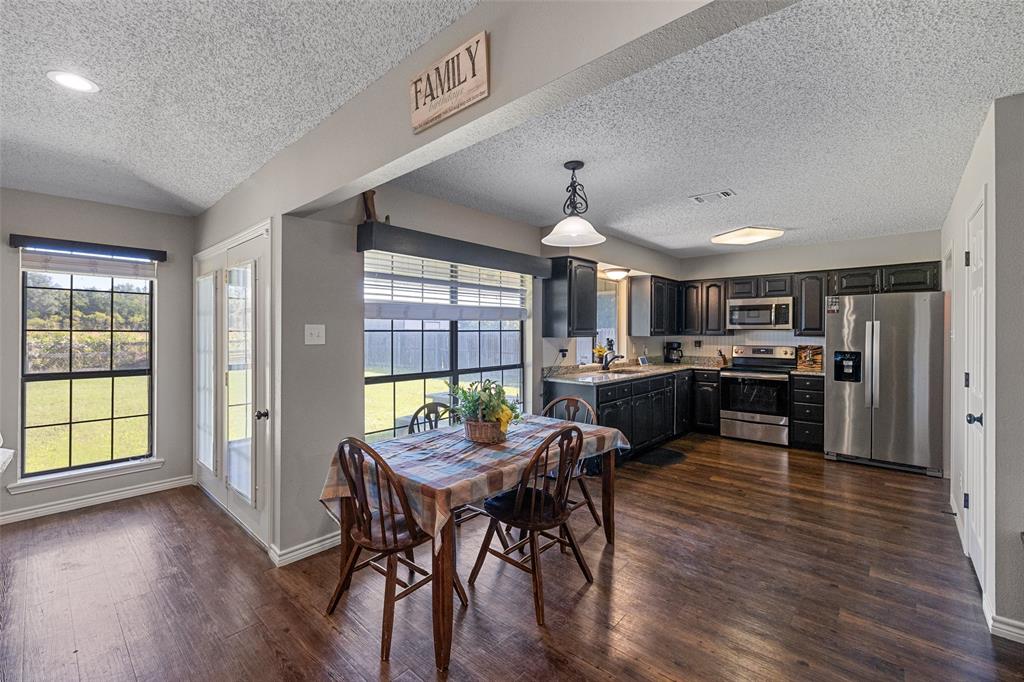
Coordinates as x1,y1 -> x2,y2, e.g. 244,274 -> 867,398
194,230 -> 271,545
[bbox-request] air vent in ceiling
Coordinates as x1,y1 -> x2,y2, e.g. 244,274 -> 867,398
689,189 -> 736,205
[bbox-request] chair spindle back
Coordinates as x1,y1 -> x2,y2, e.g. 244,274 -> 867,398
336,437 -> 418,549
408,401 -> 451,434
513,425 -> 584,525
542,397 -> 597,425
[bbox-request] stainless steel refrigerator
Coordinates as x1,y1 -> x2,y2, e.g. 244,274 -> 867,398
825,292 -> 943,476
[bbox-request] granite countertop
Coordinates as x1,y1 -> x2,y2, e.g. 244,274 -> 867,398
544,361 -> 724,386
790,369 -> 826,377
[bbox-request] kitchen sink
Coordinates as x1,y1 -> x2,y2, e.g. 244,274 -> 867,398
574,372 -> 634,383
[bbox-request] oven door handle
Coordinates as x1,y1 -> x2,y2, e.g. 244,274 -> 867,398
720,371 -> 790,381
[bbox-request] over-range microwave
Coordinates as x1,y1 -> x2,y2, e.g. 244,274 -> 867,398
726,297 -> 793,330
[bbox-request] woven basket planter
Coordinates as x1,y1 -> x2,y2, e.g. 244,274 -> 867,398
463,420 -> 506,444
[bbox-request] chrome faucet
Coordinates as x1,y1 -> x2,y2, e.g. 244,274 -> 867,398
601,353 -> 624,371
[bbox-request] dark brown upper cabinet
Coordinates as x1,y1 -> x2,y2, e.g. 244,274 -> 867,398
630,275 -> 677,337
829,267 -> 882,295
543,256 -> 597,337
727,274 -> 792,299
793,271 -> 827,336
678,279 -> 729,336
680,281 -> 702,335
829,262 -> 940,296
882,262 -> 941,292
759,274 -> 793,297
727,277 -> 758,299
702,280 -> 728,335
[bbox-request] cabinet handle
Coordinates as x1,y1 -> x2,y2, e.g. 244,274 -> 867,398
254,409 -> 270,420
966,413 -> 983,426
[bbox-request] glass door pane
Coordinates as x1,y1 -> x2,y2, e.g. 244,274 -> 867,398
195,273 -> 217,472
225,261 -> 254,502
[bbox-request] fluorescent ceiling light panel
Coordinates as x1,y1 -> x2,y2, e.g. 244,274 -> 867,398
711,226 -> 785,245
46,71 -> 100,93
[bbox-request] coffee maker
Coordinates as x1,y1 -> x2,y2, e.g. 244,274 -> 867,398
664,341 -> 683,363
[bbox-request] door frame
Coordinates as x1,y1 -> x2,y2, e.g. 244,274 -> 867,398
192,219 -> 277,551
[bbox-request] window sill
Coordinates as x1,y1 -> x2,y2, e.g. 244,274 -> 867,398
6,457 -> 165,495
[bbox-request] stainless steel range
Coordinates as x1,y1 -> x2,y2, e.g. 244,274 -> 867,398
719,345 -> 796,446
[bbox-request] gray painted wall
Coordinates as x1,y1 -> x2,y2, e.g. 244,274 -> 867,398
940,93 -> 1024,628
991,94 -> 1024,625
0,189 -> 195,516
277,185 -> 551,552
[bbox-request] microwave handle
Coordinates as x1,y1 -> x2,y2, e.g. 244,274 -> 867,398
770,305 -> 776,327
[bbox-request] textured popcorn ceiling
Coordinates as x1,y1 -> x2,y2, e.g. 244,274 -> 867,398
396,0 -> 1024,257
0,0 -> 476,215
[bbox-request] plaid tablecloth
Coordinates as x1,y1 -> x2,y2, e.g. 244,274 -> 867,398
319,415 -> 629,547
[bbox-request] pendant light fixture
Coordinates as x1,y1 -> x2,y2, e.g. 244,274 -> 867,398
542,160 -> 606,247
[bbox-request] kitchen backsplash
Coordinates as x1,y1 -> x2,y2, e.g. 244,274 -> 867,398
543,331 -> 822,370
626,330 -> 815,361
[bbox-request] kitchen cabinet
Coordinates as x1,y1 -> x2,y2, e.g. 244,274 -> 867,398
760,274 -> 793,297
793,271 -> 827,336
679,280 -> 729,336
693,379 -> 720,432
727,277 -> 758,299
727,275 -> 792,299
629,275 -> 677,337
701,280 -> 728,335
829,267 -> 881,296
882,262 -> 940,292
680,282 -> 702,334
543,256 -> 597,337
790,375 -> 824,451
829,262 -> 941,296
674,370 -> 692,435
544,372 -> 679,454
631,392 -> 655,448
598,398 -> 633,447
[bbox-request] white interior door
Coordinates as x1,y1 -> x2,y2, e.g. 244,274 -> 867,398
964,197 -> 986,586
193,231 -> 271,545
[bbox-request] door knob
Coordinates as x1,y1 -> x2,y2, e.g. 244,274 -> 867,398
254,409 -> 270,420
966,412 -> 983,426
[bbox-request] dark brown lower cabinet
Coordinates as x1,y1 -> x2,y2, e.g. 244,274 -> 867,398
598,398 -> 633,447
789,375 -> 825,451
693,381 -> 720,432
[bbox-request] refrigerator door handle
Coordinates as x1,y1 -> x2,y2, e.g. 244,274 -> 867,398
864,320 -> 874,408
872,320 -> 881,409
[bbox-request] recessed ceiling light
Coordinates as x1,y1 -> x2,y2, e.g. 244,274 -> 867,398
711,226 -> 785,246
46,70 -> 100,93
601,267 -> 630,281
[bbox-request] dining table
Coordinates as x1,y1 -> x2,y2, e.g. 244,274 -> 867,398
319,414 -> 629,671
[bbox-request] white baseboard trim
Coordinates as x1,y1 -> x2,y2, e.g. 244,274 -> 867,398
269,531 -> 340,567
991,615 -> 1024,644
949,497 -> 967,555
0,475 -> 193,525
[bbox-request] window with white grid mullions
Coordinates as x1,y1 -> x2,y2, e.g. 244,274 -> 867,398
21,268 -> 154,475
363,251 -> 528,441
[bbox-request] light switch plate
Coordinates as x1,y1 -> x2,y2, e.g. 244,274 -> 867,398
304,324 -> 325,345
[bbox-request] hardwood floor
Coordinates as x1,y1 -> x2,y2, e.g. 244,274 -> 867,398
2,434 -> 1022,680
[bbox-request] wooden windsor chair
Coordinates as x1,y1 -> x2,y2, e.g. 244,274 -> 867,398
468,425 -> 592,626
541,396 -> 603,527
326,437 -> 468,661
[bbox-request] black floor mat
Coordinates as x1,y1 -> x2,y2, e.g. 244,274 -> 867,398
632,447 -> 687,466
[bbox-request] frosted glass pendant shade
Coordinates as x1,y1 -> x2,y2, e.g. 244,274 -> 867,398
542,215 -> 606,247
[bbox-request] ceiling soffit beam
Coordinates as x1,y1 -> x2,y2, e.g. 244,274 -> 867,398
196,0 -> 796,250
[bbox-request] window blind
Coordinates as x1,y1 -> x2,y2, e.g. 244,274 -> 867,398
363,250 -> 529,321
20,248 -> 158,279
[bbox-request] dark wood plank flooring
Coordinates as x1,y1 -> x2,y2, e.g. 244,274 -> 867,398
2,434 -> 1022,680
